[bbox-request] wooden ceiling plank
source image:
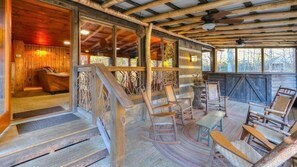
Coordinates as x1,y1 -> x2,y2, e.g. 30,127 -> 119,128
141,0 -> 249,22
124,0 -> 175,15
102,0 -> 125,8
199,35 -> 297,41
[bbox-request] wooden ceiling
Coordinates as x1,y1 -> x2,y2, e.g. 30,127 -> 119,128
81,20 -> 139,57
12,0 -> 71,47
85,0 -> 297,48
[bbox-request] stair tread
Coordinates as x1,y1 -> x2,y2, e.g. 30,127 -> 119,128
18,136 -> 107,167
88,156 -> 110,167
0,118 -> 96,157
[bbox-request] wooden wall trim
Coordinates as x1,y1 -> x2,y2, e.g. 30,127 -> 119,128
179,47 -> 202,53
0,0 -> 11,134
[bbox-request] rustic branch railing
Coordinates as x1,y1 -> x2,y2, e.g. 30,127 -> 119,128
107,66 -> 179,95
75,64 -> 134,167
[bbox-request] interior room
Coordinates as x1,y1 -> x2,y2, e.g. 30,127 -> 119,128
1,0 -> 297,167
10,0 -> 71,120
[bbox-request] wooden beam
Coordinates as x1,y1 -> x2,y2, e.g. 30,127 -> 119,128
230,0 -> 297,15
112,25 -> 117,66
72,0 -> 213,48
199,36 -> 297,42
146,23 -> 153,101
181,19 -> 297,34
156,16 -> 203,27
141,0 -> 249,22
194,32 -> 297,39
214,44 -> 297,48
102,0 -> 125,8
184,26 -> 297,35
124,0 -> 174,15
156,1 -> 297,28
82,25 -> 104,43
169,11 -> 297,32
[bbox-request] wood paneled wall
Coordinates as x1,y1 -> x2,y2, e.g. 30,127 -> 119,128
22,44 -> 70,87
178,40 -> 202,94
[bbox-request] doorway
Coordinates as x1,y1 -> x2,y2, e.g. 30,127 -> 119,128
10,0 -> 71,120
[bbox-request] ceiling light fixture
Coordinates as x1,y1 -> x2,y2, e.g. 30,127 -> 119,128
202,23 -> 216,31
116,47 -> 120,50
64,41 -> 70,45
85,50 -> 89,53
80,29 -> 90,35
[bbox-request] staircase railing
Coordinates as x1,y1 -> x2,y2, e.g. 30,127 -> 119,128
74,63 -> 134,167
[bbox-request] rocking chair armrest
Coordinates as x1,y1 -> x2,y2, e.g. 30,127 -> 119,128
210,131 -> 254,164
152,103 -> 174,110
252,112 -> 290,127
248,102 -> 268,108
264,108 -> 285,116
242,125 -> 275,150
253,121 -> 291,136
151,111 -> 176,117
177,98 -> 192,103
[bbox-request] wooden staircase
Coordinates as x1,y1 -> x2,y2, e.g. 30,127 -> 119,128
0,113 -> 109,167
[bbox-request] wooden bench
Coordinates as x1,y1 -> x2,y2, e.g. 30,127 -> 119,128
196,111 -> 225,146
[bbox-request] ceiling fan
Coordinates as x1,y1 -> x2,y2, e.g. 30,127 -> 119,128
236,38 -> 245,47
201,11 -> 244,31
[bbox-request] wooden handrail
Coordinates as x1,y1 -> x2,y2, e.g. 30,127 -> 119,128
106,66 -> 180,72
94,64 -> 134,109
76,63 -> 134,109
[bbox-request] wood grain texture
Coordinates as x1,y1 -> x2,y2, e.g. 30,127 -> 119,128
23,44 -> 70,87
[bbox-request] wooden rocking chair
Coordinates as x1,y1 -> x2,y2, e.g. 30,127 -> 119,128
140,89 -> 179,144
208,129 -> 297,167
241,116 -> 297,151
204,81 -> 228,116
164,84 -> 194,125
245,86 -> 297,129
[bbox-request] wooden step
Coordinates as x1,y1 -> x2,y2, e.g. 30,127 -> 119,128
0,118 -> 99,166
88,156 -> 110,167
18,136 -> 108,167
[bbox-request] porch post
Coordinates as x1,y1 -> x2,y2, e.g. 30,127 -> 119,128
71,8 -> 79,112
145,23 -> 153,100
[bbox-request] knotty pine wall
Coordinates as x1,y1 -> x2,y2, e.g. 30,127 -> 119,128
24,44 -> 70,87
12,40 -> 71,90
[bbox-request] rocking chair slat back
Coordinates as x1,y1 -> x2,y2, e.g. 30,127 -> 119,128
273,96 -> 291,115
164,84 -> 177,102
208,84 -> 219,100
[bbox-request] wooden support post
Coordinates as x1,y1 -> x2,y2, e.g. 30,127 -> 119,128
13,40 -> 25,92
71,8 -> 79,112
235,47 -> 238,73
161,38 -> 164,67
213,48 -> 217,72
112,25 -> 117,66
110,93 -> 126,167
145,23 -> 153,100
261,48 -> 264,73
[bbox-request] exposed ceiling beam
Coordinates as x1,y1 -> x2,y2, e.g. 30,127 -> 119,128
214,44 -> 297,48
156,16 -> 203,27
194,32 -> 297,39
180,19 -> 297,34
102,0 -> 125,8
169,11 -> 297,32
82,26 -> 104,43
199,35 -> 297,42
182,26 -> 297,35
141,0 -> 249,22
230,0 -> 297,15
124,0 -> 174,15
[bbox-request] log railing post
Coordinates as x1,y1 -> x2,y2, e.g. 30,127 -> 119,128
110,93 -> 126,167
145,23 -> 153,101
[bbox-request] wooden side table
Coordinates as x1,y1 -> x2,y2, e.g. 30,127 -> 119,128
191,85 -> 205,109
196,111 -> 225,146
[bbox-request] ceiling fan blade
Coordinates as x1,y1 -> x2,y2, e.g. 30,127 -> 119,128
215,18 -> 244,24
211,11 -> 232,20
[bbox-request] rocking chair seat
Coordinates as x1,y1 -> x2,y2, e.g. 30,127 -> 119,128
151,111 -> 176,117
256,126 -> 284,144
216,140 -> 262,167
